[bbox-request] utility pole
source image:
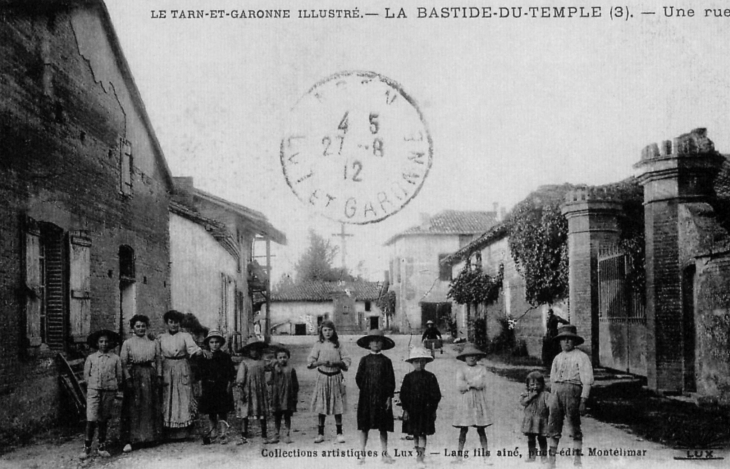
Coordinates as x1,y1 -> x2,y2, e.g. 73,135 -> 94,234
332,223 -> 353,269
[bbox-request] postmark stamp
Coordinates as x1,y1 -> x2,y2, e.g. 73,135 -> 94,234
281,71 -> 433,224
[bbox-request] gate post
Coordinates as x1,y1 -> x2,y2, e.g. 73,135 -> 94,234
634,128 -> 724,393
562,189 -> 622,364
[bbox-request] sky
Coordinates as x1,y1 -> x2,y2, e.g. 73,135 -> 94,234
103,0 -> 730,282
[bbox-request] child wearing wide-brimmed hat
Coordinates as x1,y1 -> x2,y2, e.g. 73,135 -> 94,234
198,330 -> 236,445
235,338 -> 272,444
546,325 -> 594,468
520,370 -> 550,463
80,329 -> 123,460
451,343 -> 492,464
355,329 -> 397,464
307,320 -> 351,444
400,347 -> 441,468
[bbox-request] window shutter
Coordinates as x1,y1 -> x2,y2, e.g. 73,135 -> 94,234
24,216 -> 42,347
121,140 -> 133,195
69,231 -> 91,343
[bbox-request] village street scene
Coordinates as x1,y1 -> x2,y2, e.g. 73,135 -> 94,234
2,0 -> 730,468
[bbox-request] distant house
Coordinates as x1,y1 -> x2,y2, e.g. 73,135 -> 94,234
385,210 -> 498,334
268,281 -> 383,335
170,178 -> 286,351
0,0 -> 173,433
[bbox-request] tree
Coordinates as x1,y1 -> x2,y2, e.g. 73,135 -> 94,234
294,230 -> 352,282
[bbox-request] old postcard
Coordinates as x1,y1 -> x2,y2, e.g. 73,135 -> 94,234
1,0 -> 729,467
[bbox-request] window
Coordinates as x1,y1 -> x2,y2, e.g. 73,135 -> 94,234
438,254 -> 451,281
220,274 -> 236,331
120,140 -> 133,195
397,257 -> 402,283
25,218 -> 91,349
365,301 -> 372,312
119,246 -> 136,338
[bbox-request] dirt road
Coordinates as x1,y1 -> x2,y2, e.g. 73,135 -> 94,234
1,335 -> 722,469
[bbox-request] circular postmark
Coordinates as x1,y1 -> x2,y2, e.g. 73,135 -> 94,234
281,71 -> 433,224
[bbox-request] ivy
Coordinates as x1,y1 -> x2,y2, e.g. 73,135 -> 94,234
507,185 -> 571,306
447,264 -> 504,305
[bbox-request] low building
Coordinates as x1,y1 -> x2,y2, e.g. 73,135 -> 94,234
170,178 -> 286,351
267,281 -> 382,335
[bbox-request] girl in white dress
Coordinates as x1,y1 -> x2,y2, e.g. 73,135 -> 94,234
307,320 -> 351,443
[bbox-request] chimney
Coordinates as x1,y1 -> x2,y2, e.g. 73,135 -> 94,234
419,213 -> 431,230
500,207 -> 507,221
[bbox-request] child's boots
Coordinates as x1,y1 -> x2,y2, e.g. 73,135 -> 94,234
219,421 -> 229,445
97,442 -> 111,458
527,441 -> 537,462
79,444 -> 91,460
416,446 -> 426,468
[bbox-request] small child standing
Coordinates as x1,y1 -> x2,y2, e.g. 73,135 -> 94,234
269,347 -> 299,444
81,329 -> 123,460
355,329 -> 397,464
235,339 -> 271,444
197,331 -> 236,445
452,344 -> 492,464
520,371 -> 550,463
400,347 -> 441,468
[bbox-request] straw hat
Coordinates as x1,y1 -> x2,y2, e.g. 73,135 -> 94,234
87,329 -> 121,348
426,320 -> 435,325
405,347 -> 434,363
203,330 -> 226,346
456,343 -> 486,361
356,329 -> 395,350
552,324 -> 584,345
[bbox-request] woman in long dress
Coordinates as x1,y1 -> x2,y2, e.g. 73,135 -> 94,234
120,315 -> 162,452
157,310 -> 209,438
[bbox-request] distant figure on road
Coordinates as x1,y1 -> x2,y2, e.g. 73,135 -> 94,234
547,325 -> 594,468
421,320 -> 443,356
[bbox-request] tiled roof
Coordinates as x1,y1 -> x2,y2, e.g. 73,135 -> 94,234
272,281 -> 382,302
441,223 -> 509,264
384,210 -> 497,245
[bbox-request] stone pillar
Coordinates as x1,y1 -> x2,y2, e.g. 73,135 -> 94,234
562,188 -> 622,364
634,128 -> 724,393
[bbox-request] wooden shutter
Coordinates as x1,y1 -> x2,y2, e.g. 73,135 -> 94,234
121,140 -> 133,195
24,216 -> 42,347
69,231 -> 91,343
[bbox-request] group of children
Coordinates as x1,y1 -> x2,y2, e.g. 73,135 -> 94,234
82,320 -> 592,469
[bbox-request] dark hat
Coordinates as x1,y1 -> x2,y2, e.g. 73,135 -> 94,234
553,324 -> 584,345
203,330 -> 226,346
238,338 -> 268,355
356,329 -> 395,350
456,343 -> 486,361
87,329 -> 121,348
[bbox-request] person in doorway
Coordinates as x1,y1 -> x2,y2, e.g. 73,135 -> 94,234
547,325 -> 594,468
356,329 -> 397,464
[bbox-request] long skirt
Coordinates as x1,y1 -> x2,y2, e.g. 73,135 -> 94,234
162,358 -> 196,428
310,372 -> 346,415
121,364 -> 161,443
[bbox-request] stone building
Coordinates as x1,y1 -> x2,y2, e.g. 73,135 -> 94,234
444,128 -> 730,405
0,0 -> 173,433
169,178 -> 286,350
267,281 -> 383,335
385,210 -> 498,333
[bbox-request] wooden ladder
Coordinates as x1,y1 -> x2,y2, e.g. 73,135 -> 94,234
57,353 -> 86,420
